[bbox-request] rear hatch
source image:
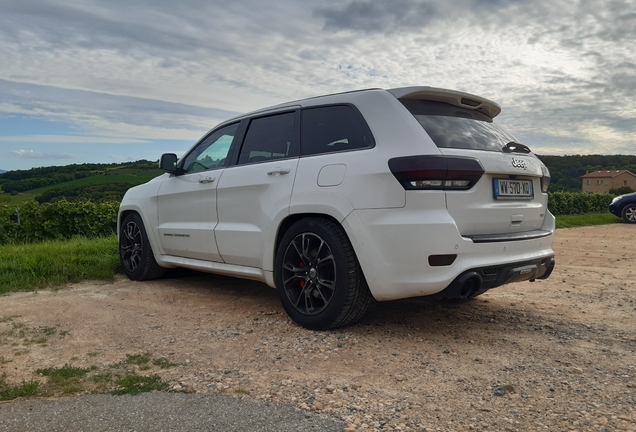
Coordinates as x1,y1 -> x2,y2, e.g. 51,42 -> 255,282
395,93 -> 550,237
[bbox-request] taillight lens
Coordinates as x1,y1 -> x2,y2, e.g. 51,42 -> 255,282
541,165 -> 551,193
388,155 -> 484,190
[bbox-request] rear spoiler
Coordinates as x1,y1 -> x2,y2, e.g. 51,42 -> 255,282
388,86 -> 501,119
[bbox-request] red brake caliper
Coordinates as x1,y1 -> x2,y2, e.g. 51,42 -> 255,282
299,262 -> 305,288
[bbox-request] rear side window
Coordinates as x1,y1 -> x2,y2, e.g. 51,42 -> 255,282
401,100 -> 518,152
238,112 -> 296,165
301,105 -> 374,156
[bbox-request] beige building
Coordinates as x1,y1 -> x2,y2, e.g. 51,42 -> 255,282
581,170 -> 636,193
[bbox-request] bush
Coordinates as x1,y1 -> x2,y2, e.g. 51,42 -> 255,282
0,200 -> 119,244
548,192 -> 615,216
609,186 -> 635,195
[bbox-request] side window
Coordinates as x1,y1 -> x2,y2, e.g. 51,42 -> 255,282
237,112 -> 296,165
182,123 -> 239,173
301,105 -> 374,156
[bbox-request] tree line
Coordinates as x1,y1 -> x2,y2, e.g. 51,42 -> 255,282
2,155 -> 636,202
539,154 -> 636,192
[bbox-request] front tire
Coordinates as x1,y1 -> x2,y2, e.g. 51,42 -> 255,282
622,204 -> 636,224
274,217 -> 372,330
119,213 -> 166,280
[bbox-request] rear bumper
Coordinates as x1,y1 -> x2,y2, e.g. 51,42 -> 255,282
426,255 -> 555,300
342,199 -> 556,301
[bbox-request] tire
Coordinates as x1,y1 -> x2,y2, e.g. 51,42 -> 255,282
119,213 -> 166,281
622,204 -> 636,224
274,217 -> 372,330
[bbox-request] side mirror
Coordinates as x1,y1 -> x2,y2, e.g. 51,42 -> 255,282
159,153 -> 178,173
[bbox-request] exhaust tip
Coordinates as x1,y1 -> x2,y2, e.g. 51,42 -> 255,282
458,277 -> 481,298
538,258 -> 555,280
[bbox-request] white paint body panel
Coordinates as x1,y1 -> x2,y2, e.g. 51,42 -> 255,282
156,170 -> 223,261
215,158 -> 299,270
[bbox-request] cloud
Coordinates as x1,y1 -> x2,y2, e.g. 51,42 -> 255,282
0,0 -> 634,165
10,149 -> 75,160
0,135 -> 149,145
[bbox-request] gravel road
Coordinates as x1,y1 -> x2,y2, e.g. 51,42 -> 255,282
1,224 -> 635,431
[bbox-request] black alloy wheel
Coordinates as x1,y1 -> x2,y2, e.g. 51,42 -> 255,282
120,218 -> 143,274
119,213 -> 165,281
275,217 -> 372,330
281,232 -> 337,316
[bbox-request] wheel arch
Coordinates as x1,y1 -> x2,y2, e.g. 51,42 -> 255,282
273,213 -> 344,271
117,203 -> 163,259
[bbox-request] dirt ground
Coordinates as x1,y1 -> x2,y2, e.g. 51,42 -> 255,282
1,224 -> 635,432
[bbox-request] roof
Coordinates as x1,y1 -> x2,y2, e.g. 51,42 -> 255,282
581,170 -> 636,179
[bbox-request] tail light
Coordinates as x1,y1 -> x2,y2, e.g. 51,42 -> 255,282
541,165 -> 551,193
388,155 -> 484,190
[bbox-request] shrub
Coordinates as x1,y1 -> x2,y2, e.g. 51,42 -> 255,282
0,200 -> 118,244
548,192 -> 615,216
609,186 -> 635,195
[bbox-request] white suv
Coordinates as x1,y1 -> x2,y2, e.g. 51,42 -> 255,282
118,87 -> 555,330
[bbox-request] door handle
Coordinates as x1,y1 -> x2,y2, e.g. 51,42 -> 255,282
199,177 -> 216,184
267,168 -> 291,176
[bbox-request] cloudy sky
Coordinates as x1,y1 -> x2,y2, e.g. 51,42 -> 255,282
1,0 -> 635,171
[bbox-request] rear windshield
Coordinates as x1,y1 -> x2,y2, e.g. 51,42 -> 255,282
400,100 -> 519,152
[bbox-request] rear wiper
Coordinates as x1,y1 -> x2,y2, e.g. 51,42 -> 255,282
502,141 -> 531,154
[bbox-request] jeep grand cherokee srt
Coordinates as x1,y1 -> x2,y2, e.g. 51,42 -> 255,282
118,87 -> 555,330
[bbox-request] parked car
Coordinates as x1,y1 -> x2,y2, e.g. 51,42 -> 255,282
118,86 -> 556,330
609,192 -> 636,223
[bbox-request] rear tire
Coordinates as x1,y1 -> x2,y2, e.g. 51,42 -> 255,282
119,213 -> 165,280
622,204 -> 636,224
274,217 -> 371,330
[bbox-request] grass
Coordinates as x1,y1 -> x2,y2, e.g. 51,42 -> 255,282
0,235 -> 119,294
153,357 -> 179,369
112,374 -> 169,395
36,364 -> 92,383
0,353 -> 176,400
555,212 -> 622,229
0,374 -> 39,401
0,213 -> 625,297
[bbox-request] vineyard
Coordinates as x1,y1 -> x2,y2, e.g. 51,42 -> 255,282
0,191 -> 620,245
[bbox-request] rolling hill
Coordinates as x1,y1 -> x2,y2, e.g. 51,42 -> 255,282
0,160 -> 163,203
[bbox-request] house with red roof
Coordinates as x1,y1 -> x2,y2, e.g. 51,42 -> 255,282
581,170 -> 636,193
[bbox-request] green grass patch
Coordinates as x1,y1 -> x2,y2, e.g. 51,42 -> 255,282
125,353 -> 151,366
0,374 -> 39,401
3,353 -> 181,399
111,373 -> 169,395
555,212 -> 622,229
36,364 -> 91,383
0,235 -> 119,294
152,357 -> 179,369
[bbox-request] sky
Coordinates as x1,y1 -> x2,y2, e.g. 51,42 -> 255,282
0,0 -> 635,171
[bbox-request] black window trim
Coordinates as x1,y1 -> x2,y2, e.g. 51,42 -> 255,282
299,103 -> 376,158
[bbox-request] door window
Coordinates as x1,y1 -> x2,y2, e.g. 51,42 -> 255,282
182,123 -> 239,173
237,112 -> 296,165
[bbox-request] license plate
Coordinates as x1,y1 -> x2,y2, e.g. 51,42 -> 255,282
493,179 -> 534,199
